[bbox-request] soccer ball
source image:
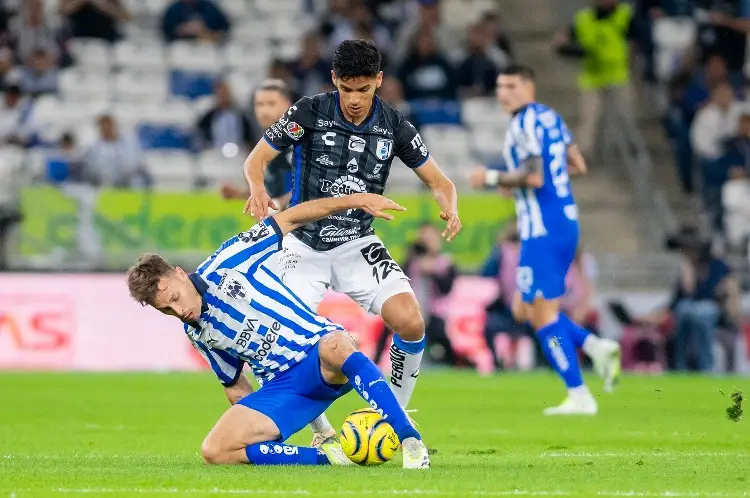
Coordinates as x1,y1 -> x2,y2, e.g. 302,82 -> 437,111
339,408 -> 400,465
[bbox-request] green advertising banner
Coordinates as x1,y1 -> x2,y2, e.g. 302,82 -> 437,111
18,187 -> 515,270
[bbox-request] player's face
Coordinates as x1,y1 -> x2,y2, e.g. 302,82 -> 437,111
496,75 -> 534,114
254,89 -> 291,130
333,72 -> 383,121
151,267 -> 203,323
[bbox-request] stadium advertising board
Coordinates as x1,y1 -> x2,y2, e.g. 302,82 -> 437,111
17,187 -> 515,269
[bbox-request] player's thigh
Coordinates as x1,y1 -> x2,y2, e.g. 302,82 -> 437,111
511,291 -> 531,323
279,235 -> 332,310
202,403 -> 281,460
331,235 -> 411,313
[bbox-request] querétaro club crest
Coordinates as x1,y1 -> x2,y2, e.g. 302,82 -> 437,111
238,224 -> 269,243
376,138 -> 393,160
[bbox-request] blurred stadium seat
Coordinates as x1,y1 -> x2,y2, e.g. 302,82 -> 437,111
168,42 -> 222,73
224,42 -> 271,73
113,40 -> 166,70
69,39 -> 112,71
197,149 -> 246,188
114,69 -> 170,103
59,69 -> 112,102
143,150 -> 197,190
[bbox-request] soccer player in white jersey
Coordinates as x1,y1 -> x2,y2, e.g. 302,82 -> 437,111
126,193 -> 429,468
471,65 -> 621,415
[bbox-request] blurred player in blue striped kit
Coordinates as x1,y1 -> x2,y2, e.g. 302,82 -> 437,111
126,193 -> 429,468
471,65 -> 621,415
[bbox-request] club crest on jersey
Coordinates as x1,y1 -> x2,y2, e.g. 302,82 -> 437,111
348,135 -> 366,153
376,138 -> 393,160
284,121 -> 304,140
222,278 -> 247,300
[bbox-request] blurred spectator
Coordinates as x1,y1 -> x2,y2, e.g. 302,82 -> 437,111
221,79 -> 293,207
664,72 -> 695,192
721,112 -> 750,247
0,84 -> 37,147
327,2 -> 391,56
289,32 -> 332,98
397,29 -> 457,101
479,11 -> 513,60
9,0 -> 62,63
481,226 -> 535,371
161,0 -> 230,43
457,22 -> 503,98
723,111 -> 750,177
690,81 -> 741,229
0,46 -> 13,90
696,0 -> 750,73
84,114 -> 149,188
641,229 -> 741,372
554,0 -> 637,157
268,58 -> 296,99
377,76 -> 418,128
45,131 -> 85,183
60,0 -> 130,43
682,55 -> 743,121
195,79 -> 252,153
404,223 -> 458,366
19,48 -> 58,96
390,0 -> 460,69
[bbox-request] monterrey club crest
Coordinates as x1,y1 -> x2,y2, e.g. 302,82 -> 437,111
376,138 -> 393,160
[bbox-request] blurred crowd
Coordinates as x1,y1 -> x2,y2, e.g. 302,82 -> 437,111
0,0 -> 514,189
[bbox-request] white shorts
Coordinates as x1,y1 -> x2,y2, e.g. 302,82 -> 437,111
277,234 -> 414,314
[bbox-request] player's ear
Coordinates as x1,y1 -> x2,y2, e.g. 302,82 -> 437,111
174,267 -> 188,280
375,71 -> 383,88
331,70 -> 337,88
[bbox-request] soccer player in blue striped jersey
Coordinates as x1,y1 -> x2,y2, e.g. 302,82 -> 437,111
126,193 -> 429,468
471,65 -> 621,415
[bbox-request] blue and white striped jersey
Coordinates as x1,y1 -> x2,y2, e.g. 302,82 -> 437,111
185,217 -> 343,385
502,102 -> 578,242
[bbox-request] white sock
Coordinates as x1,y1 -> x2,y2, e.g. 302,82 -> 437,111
309,414 -> 334,435
388,335 -> 426,407
581,334 -> 603,359
568,384 -> 592,399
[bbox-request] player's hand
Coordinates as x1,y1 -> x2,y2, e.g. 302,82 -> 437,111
220,183 -> 249,200
243,188 -> 278,219
469,167 -> 488,189
497,186 -> 513,197
440,211 -> 462,242
356,193 -> 406,221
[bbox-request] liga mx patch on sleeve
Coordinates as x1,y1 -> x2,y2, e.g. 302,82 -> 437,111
284,122 -> 304,140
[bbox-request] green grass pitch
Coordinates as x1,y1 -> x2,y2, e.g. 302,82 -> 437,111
0,371 -> 748,497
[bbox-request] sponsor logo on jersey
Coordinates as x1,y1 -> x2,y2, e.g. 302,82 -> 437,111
315,154 -> 334,166
317,119 -> 334,128
266,125 -> 282,139
347,157 -> 358,173
376,138 -> 393,160
319,225 -> 360,243
320,175 -> 367,214
372,125 -> 392,136
277,116 -> 288,126
238,224 -> 269,243
284,121 -> 304,140
410,133 -> 428,157
322,132 -> 336,146
286,105 -> 297,116
348,135 -> 366,153
248,325 -> 280,363
366,163 -> 384,180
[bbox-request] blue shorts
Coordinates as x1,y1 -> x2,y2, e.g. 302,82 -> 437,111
517,230 -> 578,304
237,342 -> 352,442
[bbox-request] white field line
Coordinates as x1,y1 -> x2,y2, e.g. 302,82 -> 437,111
541,451 -> 749,458
2,489 -> 744,497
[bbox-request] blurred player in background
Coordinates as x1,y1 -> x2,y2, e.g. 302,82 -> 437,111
471,65 -> 621,415
126,193 -> 430,469
244,40 -> 461,443
220,79 -> 293,210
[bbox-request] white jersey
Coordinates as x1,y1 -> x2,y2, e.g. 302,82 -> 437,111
186,218 -> 343,385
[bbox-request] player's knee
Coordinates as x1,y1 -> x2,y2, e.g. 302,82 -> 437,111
200,438 -> 226,465
319,330 -> 357,367
394,313 -> 425,342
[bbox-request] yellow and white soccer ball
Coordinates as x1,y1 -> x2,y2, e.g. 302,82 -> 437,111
339,408 -> 400,465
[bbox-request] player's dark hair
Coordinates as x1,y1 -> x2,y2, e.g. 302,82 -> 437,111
255,78 -> 293,103
332,40 -> 381,81
499,64 -> 536,82
127,253 -> 176,306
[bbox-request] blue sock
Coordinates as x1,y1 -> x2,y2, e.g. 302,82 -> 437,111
341,352 -> 421,442
536,318 -> 584,388
558,313 -> 591,349
245,442 -> 330,466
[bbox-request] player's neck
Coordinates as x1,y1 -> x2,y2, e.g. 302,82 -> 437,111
511,100 -> 535,116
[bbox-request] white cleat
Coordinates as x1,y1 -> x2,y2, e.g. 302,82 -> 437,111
592,340 -> 621,393
543,393 -> 598,416
310,431 -> 337,449
320,440 -> 354,466
402,437 -> 430,469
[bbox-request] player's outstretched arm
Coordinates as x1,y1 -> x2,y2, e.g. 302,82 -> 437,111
470,157 -> 544,190
567,144 -> 588,176
272,194 -> 406,236
412,157 -> 462,242
243,139 -> 281,219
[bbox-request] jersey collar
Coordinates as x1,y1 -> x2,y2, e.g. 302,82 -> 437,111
334,91 -> 380,131
188,272 -> 210,317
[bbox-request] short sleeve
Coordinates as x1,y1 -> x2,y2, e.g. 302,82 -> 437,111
197,217 -> 283,276
521,108 -> 542,157
262,97 -> 314,151
187,333 -> 245,387
394,117 -> 431,169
